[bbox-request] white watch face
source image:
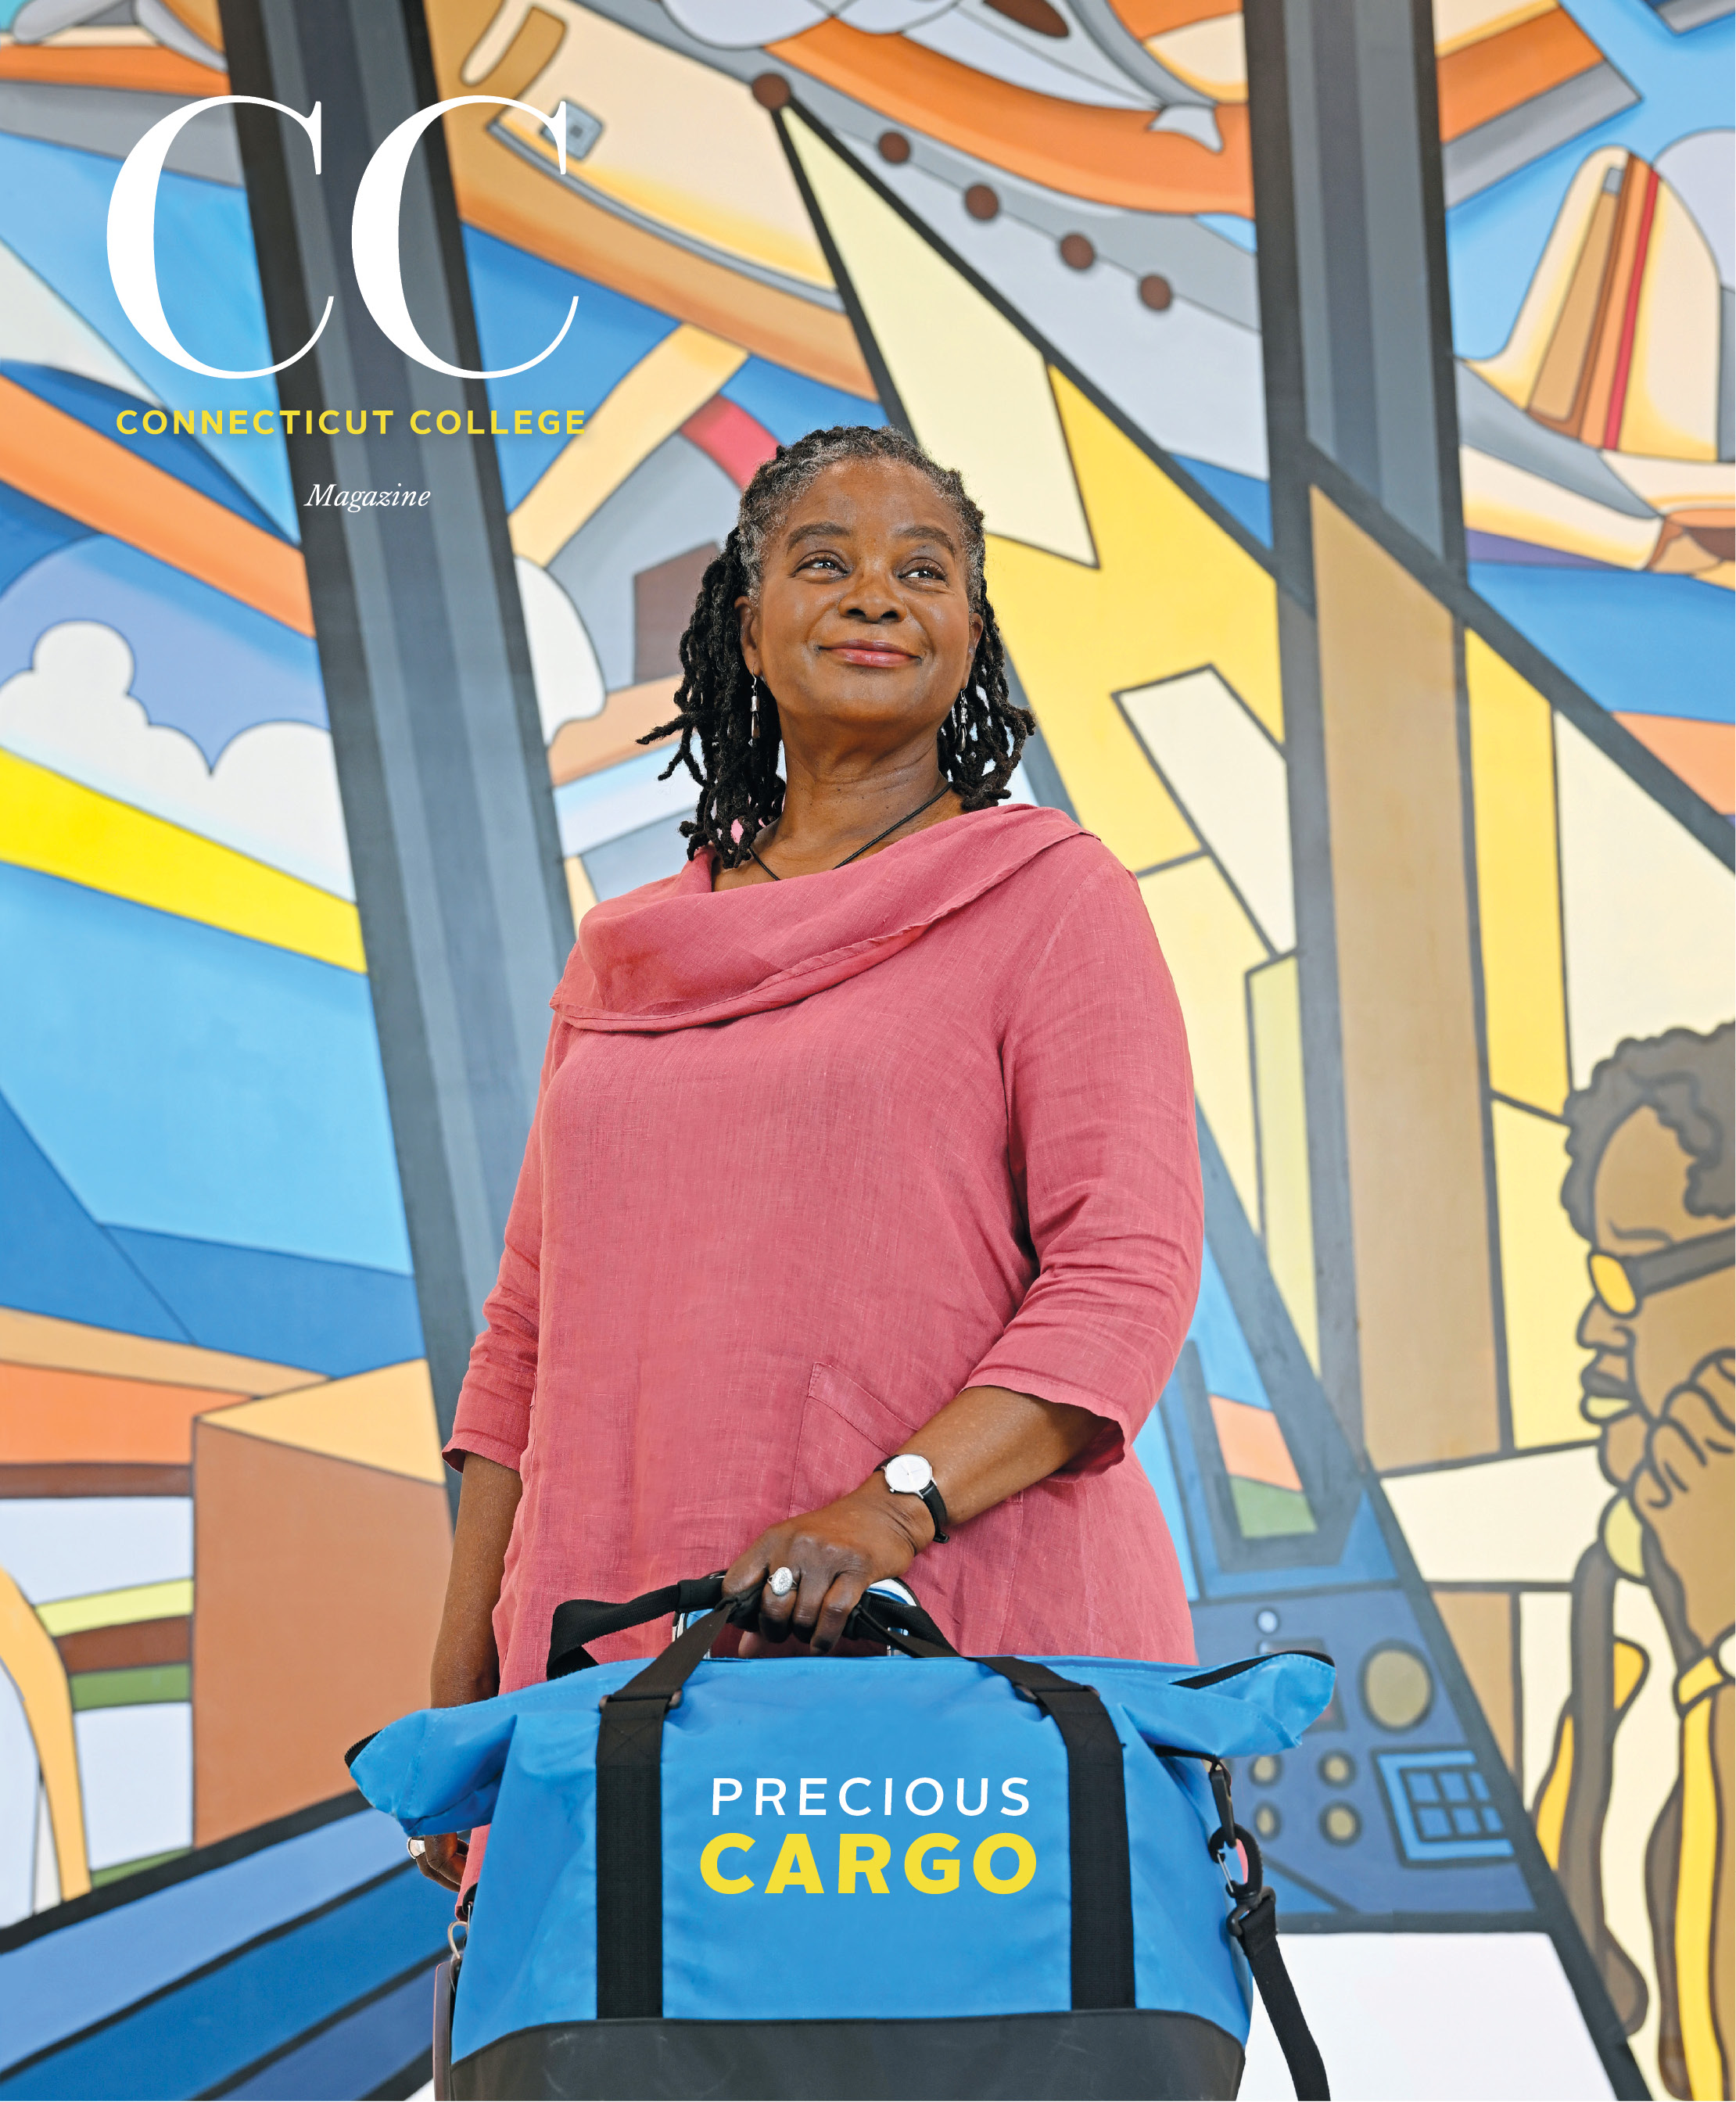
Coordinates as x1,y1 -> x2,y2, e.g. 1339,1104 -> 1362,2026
884,1455 -> 933,1496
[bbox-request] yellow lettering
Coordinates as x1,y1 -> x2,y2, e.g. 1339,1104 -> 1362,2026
490,411 -> 504,435
201,411 -> 223,436
117,411 -> 139,435
253,411 -> 276,436
567,409 -> 585,434
764,1832 -> 824,1895
319,409 -> 339,435
172,411 -> 193,435
973,1833 -> 1035,1894
700,1833 -> 755,1895
436,410 -> 461,435
837,1832 -> 891,1895
229,410 -> 249,436
411,410 -> 431,434
141,410 -> 168,435
514,409 -> 532,435
374,411 -> 394,432
904,1832 -> 959,1894
468,410 -> 484,435
346,410 -> 368,434
538,409 -> 558,436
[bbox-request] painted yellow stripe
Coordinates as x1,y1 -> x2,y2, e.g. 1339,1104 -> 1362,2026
38,1579 -> 194,1637
0,750 -> 364,973
1,1563 -> 90,1900
1675,1652 -> 1728,1713
1465,635 -> 1570,1114
1676,1690 -> 1724,2100
509,325 -> 748,565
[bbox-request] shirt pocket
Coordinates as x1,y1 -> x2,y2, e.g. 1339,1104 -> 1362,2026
788,1361 -> 918,1516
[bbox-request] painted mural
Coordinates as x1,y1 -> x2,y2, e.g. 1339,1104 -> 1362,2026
0,0 -> 1729,2097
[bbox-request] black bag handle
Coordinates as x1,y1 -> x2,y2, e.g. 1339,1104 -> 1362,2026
573,1574 -> 1328,2095
549,1574 -> 729,1677
549,1573 -> 960,1678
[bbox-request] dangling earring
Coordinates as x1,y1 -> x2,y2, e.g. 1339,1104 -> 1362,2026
751,675 -> 762,742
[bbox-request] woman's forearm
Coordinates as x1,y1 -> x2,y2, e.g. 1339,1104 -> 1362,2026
890,1383 -> 1101,1534
430,1454 -> 523,1706
724,1385 -> 1105,1649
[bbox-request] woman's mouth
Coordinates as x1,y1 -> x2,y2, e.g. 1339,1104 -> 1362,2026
824,644 -> 916,667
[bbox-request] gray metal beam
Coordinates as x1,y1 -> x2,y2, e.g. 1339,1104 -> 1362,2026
217,0 -> 574,1504
1253,0 -> 1464,568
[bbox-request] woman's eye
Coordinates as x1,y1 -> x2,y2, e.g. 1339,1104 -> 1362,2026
801,554 -> 845,573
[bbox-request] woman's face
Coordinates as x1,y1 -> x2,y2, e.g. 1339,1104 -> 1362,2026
738,458 -> 983,755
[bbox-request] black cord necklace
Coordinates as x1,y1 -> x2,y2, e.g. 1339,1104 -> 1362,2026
745,782 -> 951,881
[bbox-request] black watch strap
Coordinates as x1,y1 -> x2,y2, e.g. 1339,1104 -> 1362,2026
880,1460 -> 949,1544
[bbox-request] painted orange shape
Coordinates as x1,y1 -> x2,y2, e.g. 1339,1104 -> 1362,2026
1209,1393 -> 1304,1491
0,43 -> 224,95
0,378 -> 314,637
0,1361 -> 247,1465
1109,0 -> 1233,36
1436,12 -> 1600,145
1612,713 -> 1735,817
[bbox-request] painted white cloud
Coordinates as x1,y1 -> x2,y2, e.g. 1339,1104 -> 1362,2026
516,556 -> 605,741
0,621 -> 354,899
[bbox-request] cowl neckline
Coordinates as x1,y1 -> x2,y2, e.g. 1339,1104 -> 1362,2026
553,802 -> 1084,1033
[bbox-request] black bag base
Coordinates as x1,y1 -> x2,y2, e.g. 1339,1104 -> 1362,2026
451,2006 -> 1244,2100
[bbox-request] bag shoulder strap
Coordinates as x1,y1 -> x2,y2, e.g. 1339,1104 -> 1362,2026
1231,1884 -> 1329,2098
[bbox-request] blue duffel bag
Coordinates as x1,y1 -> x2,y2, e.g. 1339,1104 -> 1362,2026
350,1576 -> 1333,2100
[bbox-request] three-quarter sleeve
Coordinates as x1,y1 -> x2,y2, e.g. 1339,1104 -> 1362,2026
443,1019 -> 566,1474
965,856 -> 1202,1472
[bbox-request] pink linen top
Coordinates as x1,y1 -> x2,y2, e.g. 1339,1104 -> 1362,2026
449,802 -> 1203,1687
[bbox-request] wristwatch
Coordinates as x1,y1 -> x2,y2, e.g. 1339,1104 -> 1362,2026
880,1454 -> 950,1542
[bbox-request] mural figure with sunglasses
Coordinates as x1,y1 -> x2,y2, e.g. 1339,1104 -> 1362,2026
1540,1023 -> 1732,2100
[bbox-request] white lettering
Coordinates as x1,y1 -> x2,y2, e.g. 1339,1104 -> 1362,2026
798,1777 -> 827,1817
109,99 -> 332,377
712,1777 -> 742,1817
303,484 -> 335,507
957,1777 -> 989,1816
756,1778 -> 786,1817
1001,1777 -> 1030,1817
351,99 -> 576,378
906,1777 -> 943,1817
884,1778 -> 893,1816
838,1777 -> 872,1816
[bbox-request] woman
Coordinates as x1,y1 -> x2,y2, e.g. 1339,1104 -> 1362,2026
414,426 -> 1201,1892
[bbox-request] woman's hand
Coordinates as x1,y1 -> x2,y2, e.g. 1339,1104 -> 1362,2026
723,1478 -> 931,1654
412,1832 -> 468,1891
412,1455 -> 522,1890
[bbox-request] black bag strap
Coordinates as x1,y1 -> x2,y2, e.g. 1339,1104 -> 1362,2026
981,1657 -> 1135,2011
594,1602 -> 734,2018
1216,1819 -> 1329,2100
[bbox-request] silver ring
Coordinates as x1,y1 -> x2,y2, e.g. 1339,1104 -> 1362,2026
768,1566 -> 797,1598
407,1837 -> 428,1859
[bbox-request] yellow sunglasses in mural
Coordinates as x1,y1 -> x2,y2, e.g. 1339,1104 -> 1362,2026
1587,1228 -> 1735,1318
